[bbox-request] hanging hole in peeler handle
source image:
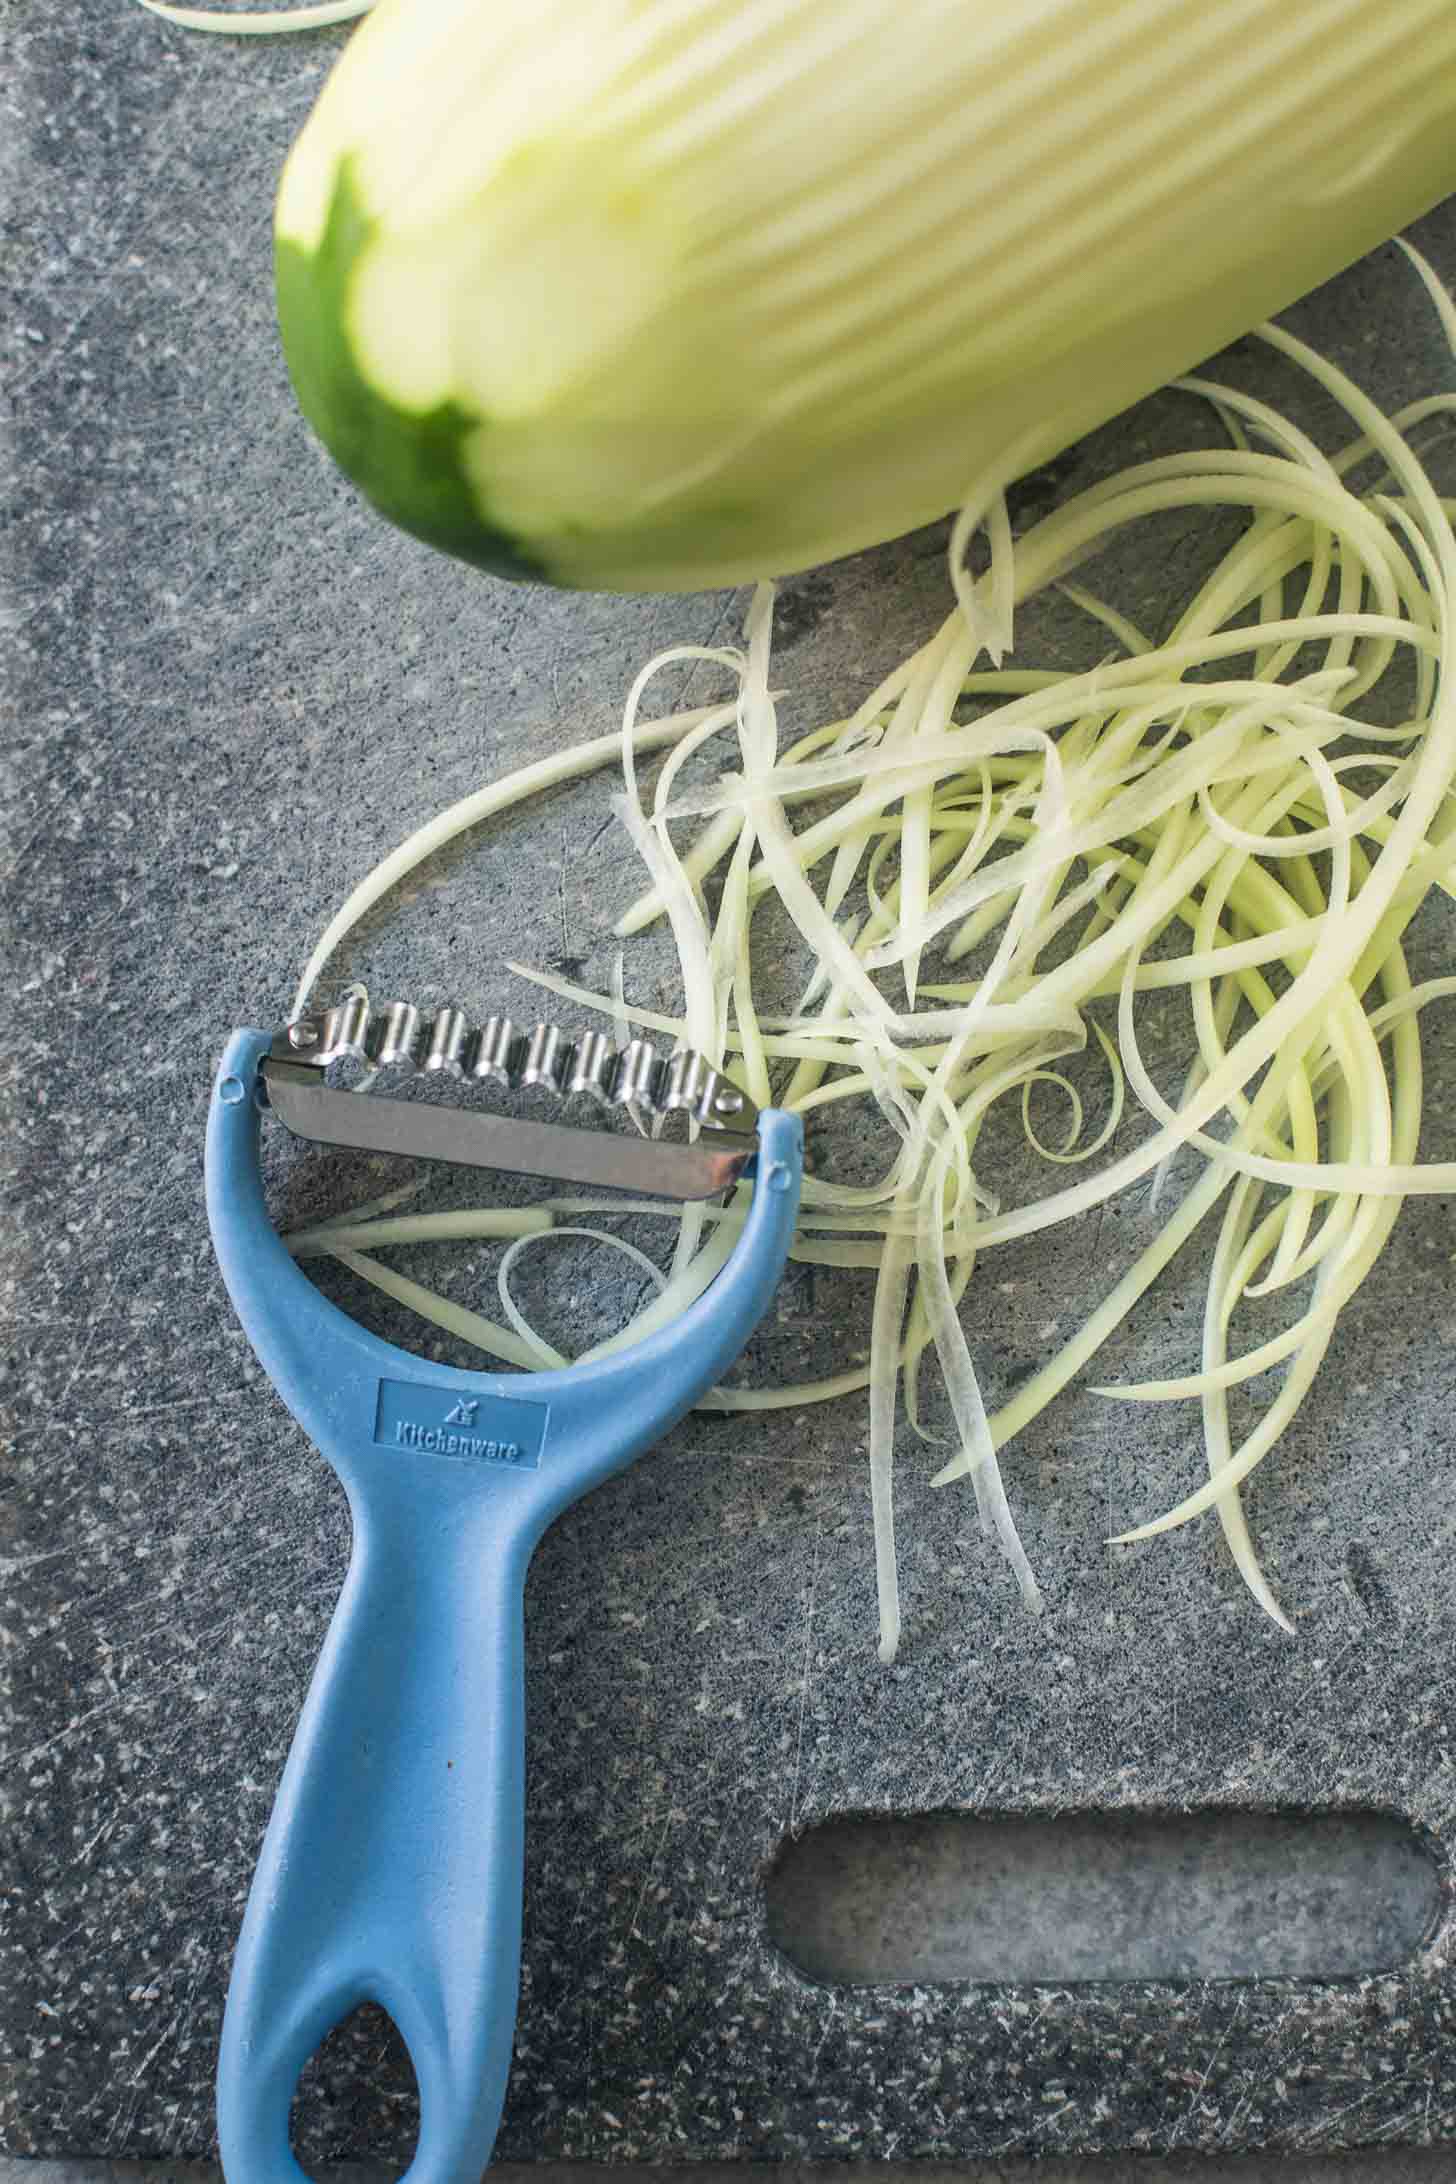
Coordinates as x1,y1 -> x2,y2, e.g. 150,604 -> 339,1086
226,1956 -> 467,2184
289,2002 -> 420,2172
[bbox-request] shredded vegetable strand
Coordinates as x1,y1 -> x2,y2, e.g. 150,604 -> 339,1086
137,0 -> 371,29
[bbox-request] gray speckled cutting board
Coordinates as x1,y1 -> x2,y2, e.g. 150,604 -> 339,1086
5,4 -> 1456,2168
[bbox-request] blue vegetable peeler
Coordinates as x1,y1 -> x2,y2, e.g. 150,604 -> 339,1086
204,1000 -> 802,2184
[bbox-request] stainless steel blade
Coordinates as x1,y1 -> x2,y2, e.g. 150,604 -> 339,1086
261,1061 -> 756,1201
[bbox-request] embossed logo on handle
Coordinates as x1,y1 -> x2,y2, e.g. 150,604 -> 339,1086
375,1379 -> 548,1469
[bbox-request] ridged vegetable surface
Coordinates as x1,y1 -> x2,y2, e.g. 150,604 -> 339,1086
275,0 -> 1456,591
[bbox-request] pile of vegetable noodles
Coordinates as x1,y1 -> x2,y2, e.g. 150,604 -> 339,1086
288,269 -> 1456,1662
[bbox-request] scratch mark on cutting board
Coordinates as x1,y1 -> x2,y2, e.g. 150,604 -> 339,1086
787,1489 -> 826,1833
75,1810 -> 120,1868
624,1807 -> 675,1947
1217,2008 -> 1306,2144
126,2009 -> 183,2091
1169,1993 -> 1244,2146
1297,2075 -> 1420,2146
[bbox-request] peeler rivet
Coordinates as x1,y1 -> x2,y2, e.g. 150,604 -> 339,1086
218,1074 -> 246,1105
289,1020 -> 319,1049
764,1159 -> 792,1193
714,1089 -> 745,1115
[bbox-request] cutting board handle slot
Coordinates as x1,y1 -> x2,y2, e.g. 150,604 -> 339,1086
765,1805 -> 1442,1986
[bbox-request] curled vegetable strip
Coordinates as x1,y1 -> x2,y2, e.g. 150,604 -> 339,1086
497,1227 -> 668,1369
296,252 -> 1456,1658
135,0 -> 371,30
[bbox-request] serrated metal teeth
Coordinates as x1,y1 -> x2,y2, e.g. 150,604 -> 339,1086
281,1000 -> 755,1131
612,1037 -> 665,1111
660,1048 -> 748,1125
288,994 -> 370,1067
566,1029 -> 615,1105
463,1015 -> 520,1086
421,1005 -> 469,1075
372,999 -> 422,1072
520,1020 -> 569,1094
662,1049 -> 712,1117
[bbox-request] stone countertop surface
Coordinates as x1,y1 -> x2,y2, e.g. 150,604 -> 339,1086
5,1 -> 1456,2171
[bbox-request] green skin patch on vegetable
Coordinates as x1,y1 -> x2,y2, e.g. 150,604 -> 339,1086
275,160 -> 544,583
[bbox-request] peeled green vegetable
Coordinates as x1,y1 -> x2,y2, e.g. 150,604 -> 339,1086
275,0 -> 1456,591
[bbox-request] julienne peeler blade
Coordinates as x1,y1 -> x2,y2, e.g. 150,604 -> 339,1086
262,1069 -> 754,1200
204,1016 -> 801,2184
261,1002 -> 763,1202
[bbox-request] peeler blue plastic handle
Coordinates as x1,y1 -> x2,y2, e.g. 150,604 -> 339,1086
204,1028 -> 801,2184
